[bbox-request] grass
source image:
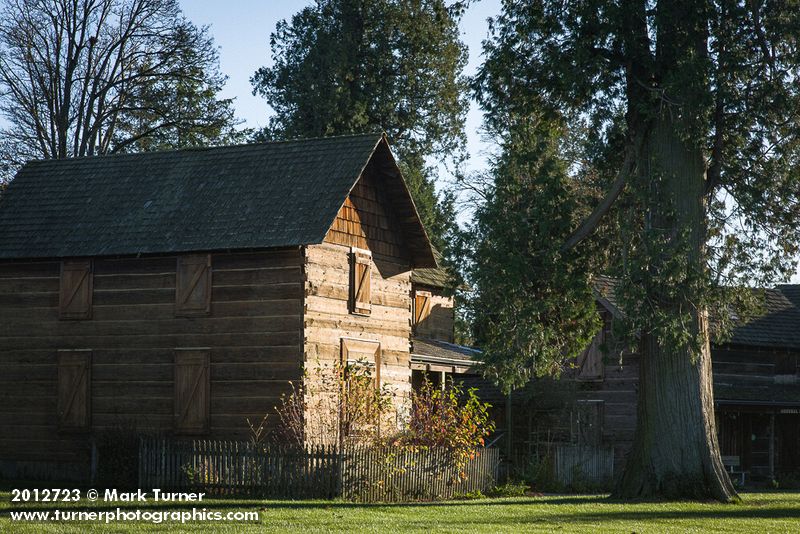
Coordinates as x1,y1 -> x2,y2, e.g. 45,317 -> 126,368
2,489 -> 800,533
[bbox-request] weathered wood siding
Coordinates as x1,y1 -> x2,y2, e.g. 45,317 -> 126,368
324,162 -> 409,261
304,167 -> 414,435
0,249 -> 304,479
509,316 -> 639,472
412,284 -> 454,343
514,308 -> 800,479
713,344 -> 800,477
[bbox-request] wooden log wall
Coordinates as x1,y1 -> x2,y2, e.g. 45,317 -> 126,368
304,169 -> 414,438
511,351 -> 639,473
0,249 -> 304,478
412,284 -> 455,343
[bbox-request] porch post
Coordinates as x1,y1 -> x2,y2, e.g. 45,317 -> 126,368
768,413 -> 776,481
506,392 -> 513,460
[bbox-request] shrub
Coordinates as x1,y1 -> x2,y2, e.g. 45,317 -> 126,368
488,482 -> 529,497
275,359 -> 396,447
456,489 -> 487,500
515,453 -> 562,493
567,464 -> 612,494
775,471 -> 800,490
391,376 -> 495,480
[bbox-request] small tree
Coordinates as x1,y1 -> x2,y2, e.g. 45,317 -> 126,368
275,359 -> 395,447
395,376 -> 495,479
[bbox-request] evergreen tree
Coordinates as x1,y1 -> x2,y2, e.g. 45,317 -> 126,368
472,0 -> 800,500
251,0 -> 469,252
467,116 -> 602,389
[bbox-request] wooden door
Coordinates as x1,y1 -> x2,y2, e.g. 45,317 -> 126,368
577,329 -> 605,381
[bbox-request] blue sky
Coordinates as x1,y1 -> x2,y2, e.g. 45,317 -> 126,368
181,0 -> 503,188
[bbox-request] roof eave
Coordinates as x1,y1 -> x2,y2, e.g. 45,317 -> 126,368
374,135 -> 438,269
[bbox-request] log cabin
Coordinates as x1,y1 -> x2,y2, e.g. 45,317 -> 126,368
0,133 -> 438,481
408,274 -> 800,486
506,276 -> 800,485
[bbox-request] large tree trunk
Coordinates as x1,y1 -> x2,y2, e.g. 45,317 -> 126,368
612,118 -> 738,501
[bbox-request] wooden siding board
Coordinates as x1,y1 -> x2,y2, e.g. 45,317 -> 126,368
0,249 -> 305,470
412,286 -> 454,343
307,175 -> 415,441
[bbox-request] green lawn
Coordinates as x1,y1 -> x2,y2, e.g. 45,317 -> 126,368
2,490 -> 800,533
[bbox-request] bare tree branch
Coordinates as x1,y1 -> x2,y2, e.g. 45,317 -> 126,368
0,0 -> 240,169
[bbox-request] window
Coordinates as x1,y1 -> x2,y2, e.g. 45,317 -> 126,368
576,328 -> 605,381
57,350 -> 91,431
59,260 -> 92,320
340,338 -> 381,387
175,254 -> 212,317
413,290 -> 432,329
349,248 -> 371,316
174,349 -> 210,434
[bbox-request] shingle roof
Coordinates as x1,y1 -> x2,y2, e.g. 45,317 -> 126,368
725,287 -> 800,349
592,275 -> 800,350
411,337 -> 481,364
0,134 -> 436,267
592,275 -> 624,317
412,249 -> 451,288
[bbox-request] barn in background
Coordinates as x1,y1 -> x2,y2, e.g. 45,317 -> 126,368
507,277 -> 800,485
0,133 -> 436,481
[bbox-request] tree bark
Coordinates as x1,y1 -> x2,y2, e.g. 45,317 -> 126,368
612,118 -> 738,501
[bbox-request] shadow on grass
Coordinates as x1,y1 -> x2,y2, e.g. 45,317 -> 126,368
459,506 -> 800,527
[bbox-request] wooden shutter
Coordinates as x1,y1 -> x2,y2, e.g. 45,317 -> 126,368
414,290 -> 432,327
57,350 -> 91,431
349,248 -> 372,315
174,349 -> 210,434
577,328 -> 605,381
59,260 -> 92,320
176,254 -> 212,317
340,338 -> 381,387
